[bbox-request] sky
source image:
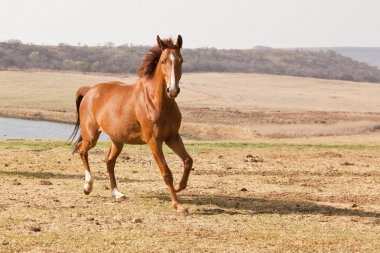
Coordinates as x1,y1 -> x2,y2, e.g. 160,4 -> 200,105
0,0 -> 379,49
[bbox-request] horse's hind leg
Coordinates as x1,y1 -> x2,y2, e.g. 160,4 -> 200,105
78,140 -> 93,194
77,132 -> 100,195
105,141 -> 125,199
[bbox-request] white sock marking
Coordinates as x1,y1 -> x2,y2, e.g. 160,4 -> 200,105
85,171 -> 93,182
112,187 -> 125,199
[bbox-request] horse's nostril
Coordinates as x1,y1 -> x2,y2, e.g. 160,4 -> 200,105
166,87 -> 170,93
177,88 -> 180,94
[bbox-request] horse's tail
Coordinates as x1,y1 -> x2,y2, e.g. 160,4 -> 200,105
68,86 -> 90,154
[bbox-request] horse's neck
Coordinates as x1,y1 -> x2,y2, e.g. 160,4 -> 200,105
143,75 -> 173,111
149,70 -> 173,107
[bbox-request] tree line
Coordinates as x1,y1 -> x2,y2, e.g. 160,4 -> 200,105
1,39 -> 380,83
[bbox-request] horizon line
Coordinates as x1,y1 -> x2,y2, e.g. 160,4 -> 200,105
1,39 -> 379,50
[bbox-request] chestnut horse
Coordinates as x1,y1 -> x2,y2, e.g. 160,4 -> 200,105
69,35 -> 192,214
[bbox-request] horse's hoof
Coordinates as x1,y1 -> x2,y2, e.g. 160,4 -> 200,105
83,182 -> 93,195
176,207 -> 189,216
115,194 -> 127,200
174,183 -> 185,193
112,187 -> 126,200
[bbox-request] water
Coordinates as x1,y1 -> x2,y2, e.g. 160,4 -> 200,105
0,117 -> 108,140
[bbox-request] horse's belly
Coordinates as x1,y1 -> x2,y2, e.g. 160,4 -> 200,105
123,136 -> 146,145
103,123 -> 145,144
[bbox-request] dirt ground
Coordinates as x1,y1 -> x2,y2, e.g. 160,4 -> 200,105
0,140 -> 379,252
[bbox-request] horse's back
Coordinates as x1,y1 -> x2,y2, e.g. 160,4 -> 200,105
83,81 -> 137,105
80,81 -> 143,143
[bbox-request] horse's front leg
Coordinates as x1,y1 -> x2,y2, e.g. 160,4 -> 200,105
165,133 -> 193,193
148,138 -> 188,215
105,141 -> 126,199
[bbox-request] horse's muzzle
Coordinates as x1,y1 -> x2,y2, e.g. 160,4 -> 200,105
167,87 -> 180,98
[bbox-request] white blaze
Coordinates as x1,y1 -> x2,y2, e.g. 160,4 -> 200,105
169,53 -> 177,91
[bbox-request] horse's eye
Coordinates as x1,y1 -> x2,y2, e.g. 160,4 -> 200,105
162,60 -> 166,65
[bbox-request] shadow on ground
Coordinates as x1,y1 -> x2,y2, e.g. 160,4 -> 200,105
153,193 -> 380,218
0,170 -> 156,183
0,170 -> 82,180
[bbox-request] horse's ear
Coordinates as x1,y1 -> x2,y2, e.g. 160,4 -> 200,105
176,35 -> 183,49
157,35 -> 167,50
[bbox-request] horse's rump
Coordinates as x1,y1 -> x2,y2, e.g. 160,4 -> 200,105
68,86 -> 91,152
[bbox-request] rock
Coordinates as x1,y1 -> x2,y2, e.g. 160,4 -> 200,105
218,155 -> 224,159
322,151 -> 342,158
120,154 -> 130,161
251,156 -> 264,163
341,161 -> 354,166
131,218 -> 142,223
29,225 -> 41,232
12,180 -> 21,185
352,204 -> 358,208
240,188 -> 248,192
40,180 -> 53,185
245,156 -> 264,163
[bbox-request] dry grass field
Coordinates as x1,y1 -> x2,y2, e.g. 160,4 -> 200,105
0,70 -> 380,252
1,70 -> 380,139
1,70 -> 380,112
0,140 -> 379,252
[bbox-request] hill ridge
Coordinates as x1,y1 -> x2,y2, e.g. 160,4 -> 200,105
1,41 -> 380,83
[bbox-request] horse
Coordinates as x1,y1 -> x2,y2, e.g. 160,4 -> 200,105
69,35 -> 193,214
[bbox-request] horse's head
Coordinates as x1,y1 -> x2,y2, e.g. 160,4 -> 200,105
157,35 -> 183,98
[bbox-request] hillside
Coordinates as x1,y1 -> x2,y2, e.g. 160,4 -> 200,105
1,40 -> 380,83
327,47 -> 380,67
303,47 -> 380,68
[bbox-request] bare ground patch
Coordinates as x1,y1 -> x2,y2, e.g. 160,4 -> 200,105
0,140 -> 379,252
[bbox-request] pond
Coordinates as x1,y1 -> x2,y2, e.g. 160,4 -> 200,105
0,117 -> 108,140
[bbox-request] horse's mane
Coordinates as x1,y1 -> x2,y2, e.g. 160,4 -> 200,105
137,38 -> 177,79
